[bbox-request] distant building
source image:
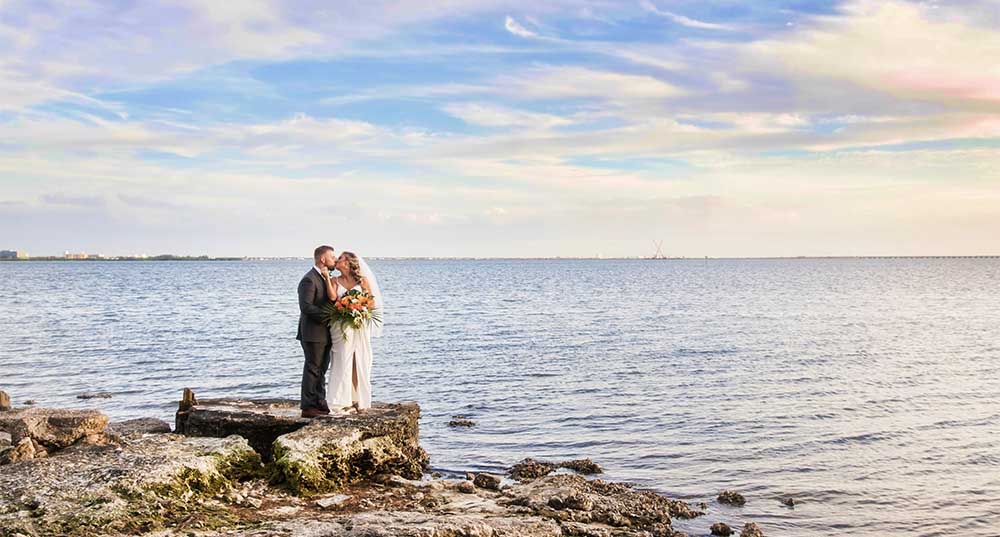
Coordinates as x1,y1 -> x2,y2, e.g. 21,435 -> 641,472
64,251 -> 88,260
0,250 -> 27,259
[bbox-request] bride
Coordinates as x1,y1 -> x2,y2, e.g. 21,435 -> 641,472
320,251 -> 383,413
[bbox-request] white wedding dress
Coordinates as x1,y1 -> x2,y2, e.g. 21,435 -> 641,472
326,281 -> 373,410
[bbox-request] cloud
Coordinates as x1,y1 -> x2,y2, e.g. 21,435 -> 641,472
501,65 -> 685,101
504,15 -> 537,38
639,0 -> 736,31
442,102 -> 572,128
742,0 -> 1000,109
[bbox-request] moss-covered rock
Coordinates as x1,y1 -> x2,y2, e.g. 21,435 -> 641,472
0,433 -> 262,536
271,402 -> 429,495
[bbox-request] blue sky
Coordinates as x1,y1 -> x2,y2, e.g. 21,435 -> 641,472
0,0 -> 998,257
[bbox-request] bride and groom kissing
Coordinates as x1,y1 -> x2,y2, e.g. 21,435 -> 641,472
296,245 -> 383,419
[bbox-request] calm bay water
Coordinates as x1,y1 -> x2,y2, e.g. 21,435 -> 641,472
1,258 -> 999,536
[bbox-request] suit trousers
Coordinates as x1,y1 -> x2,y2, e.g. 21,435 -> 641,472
300,340 -> 332,410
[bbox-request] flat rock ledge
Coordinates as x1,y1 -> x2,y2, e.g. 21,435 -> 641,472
0,407 -> 108,450
0,394 -> 729,537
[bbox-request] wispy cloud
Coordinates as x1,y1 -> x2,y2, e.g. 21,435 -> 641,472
639,0 -> 737,31
504,15 -> 538,38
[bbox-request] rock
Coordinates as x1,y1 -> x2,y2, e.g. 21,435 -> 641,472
474,473 -> 502,490
315,493 -> 351,509
510,457 -> 604,481
76,393 -> 113,400
511,458 -> 557,480
0,390 -> 10,411
0,408 -> 109,449
231,512 -> 564,537
457,480 -> 476,494
0,437 -> 35,464
106,417 -> 172,437
717,489 -> 746,506
175,397 -> 313,461
780,496 -> 795,507
465,472 -> 476,480
560,458 -> 603,475
711,521 -> 734,536
0,430 -> 11,447
23,399 -> 37,405
448,418 -> 475,427
270,401 -> 429,495
0,433 -> 262,535
501,474 -> 703,535
740,522 -> 765,537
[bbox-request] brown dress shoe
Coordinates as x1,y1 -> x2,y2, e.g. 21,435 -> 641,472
301,408 -> 325,418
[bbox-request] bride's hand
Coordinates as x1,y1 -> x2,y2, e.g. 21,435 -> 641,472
320,266 -> 331,279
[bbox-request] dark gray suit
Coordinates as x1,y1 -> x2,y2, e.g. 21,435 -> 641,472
297,268 -> 332,410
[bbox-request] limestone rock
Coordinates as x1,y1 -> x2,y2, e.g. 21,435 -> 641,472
0,432 -> 262,535
106,417 -> 172,437
232,512 -> 564,536
740,522 -> 765,537
315,493 -> 352,509
717,489 -> 746,506
270,401 -> 429,495
175,397 -> 311,460
0,430 -> 11,447
0,408 -> 108,449
711,521 -> 734,536
457,480 -> 476,494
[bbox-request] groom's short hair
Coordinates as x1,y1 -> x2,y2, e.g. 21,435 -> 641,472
314,245 -> 334,260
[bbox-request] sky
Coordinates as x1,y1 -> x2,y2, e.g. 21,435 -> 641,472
0,0 -> 998,258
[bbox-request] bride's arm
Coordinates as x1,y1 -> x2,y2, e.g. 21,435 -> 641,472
360,277 -> 375,308
322,270 -> 338,301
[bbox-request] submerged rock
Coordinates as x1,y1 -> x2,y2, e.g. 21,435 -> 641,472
77,392 -> 113,399
0,407 -> 109,449
740,522 -> 765,537
270,401 -> 429,495
711,521 -> 734,536
717,489 -> 747,506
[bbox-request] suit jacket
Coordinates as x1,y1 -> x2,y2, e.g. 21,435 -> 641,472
297,268 -> 331,343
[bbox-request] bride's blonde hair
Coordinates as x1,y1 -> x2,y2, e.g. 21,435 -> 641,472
341,251 -> 363,283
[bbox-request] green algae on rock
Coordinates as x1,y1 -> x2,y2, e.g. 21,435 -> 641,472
0,433 -> 262,536
270,402 -> 429,495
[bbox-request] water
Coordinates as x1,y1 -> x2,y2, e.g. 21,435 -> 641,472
2,258 -> 999,536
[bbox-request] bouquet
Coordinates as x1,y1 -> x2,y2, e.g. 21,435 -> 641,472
323,289 -> 382,339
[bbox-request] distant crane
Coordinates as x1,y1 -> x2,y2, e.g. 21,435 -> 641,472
651,240 -> 666,259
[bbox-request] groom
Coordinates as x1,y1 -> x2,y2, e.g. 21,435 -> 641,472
297,245 -> 337,418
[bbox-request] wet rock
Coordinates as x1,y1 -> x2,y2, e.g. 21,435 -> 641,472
0,432 -> 262,535
0,437 -> 35,464
780,496 -> 795,507
106,417 -> 172,437
740,522 -> 765,537
175,397 -> 311,460
457,480 -> 476,494
76,393 -> 113,400
560,458 -> 603,475
474,472 -> 503,490
711,521 -> 734,536
23,399 -> 37,405
717,489 -> 746,506
0,430 -> 11,447
0,408 -> 109,449
510,457 -> 605,481
270,401 -> 428,495
448,418 -> 475,427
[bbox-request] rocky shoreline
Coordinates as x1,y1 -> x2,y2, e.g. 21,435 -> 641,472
0,390 -> 767,537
